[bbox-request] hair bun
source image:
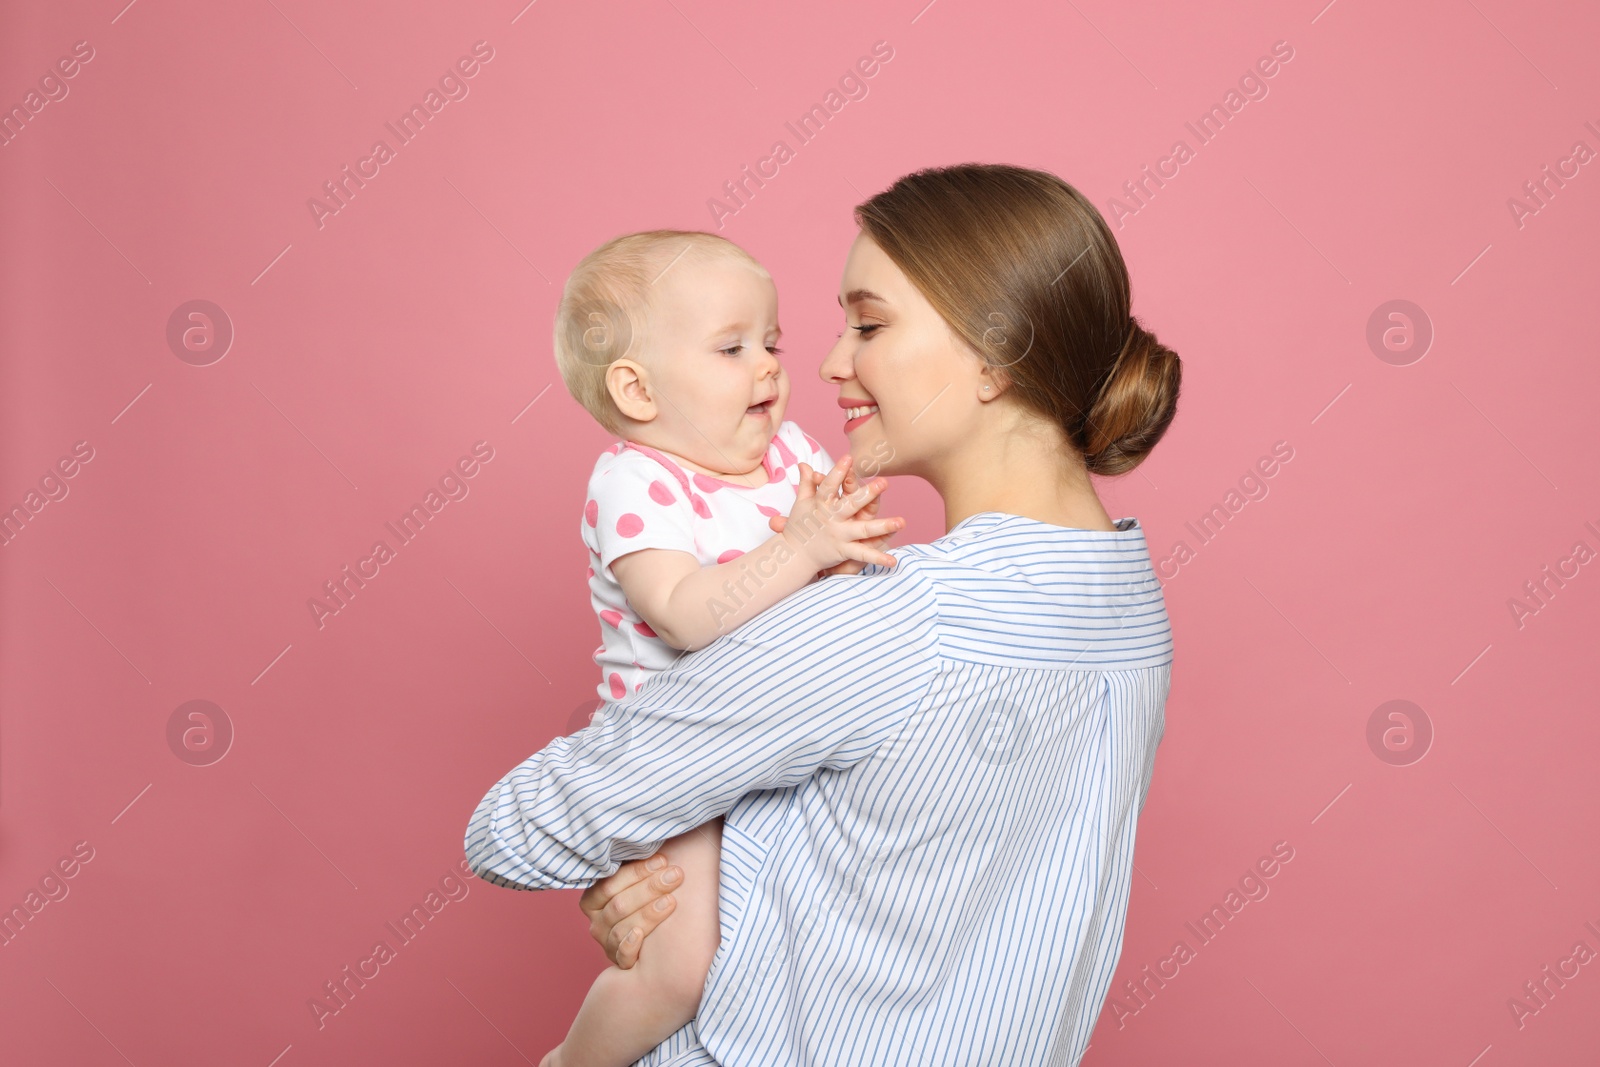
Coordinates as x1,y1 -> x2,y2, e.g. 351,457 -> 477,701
1077,319 -> 1182,477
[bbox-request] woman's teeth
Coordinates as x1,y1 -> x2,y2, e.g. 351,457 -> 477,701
846,405 -> 879,419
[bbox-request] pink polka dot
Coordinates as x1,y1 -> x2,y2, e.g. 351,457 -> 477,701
756,504 -> 781,518
768,465 -> 785,483
608,673 -> 626,699
586,565 -> 594,579
633,619 -> 657,637
804,433 -> 820,453
693,473 -> 723,493
648,479 -> 675,506
691,495 -> 712,519
616,513 -> 644,537
584,499 -> 598,527
634,682 -> 643,692
600,609 -> 623,627
717,549 -> 745,564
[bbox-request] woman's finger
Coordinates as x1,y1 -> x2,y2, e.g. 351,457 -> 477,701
577,854 -> 659,921
607,892 -> 678,969
579,856 -> 684,968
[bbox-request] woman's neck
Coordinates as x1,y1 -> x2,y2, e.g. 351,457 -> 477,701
931,416 -> 1117,534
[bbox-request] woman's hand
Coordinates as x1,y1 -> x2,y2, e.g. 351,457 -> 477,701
577,852 -> 683,969
774,460 -> 902,575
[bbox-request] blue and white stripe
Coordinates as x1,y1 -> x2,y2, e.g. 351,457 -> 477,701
465,510 -> 1174,1066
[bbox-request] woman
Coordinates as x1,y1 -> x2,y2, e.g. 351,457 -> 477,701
466,162 -> 1181,1066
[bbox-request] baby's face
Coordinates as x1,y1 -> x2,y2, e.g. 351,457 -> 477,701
638,252 -> 789,476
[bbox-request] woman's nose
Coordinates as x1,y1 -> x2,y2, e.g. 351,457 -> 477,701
819,333 -> 852,383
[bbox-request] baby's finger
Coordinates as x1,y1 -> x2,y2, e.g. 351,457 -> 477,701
817,455 -> 853,501
841,541 -> 900,569
836,467 -> 859,498
769,515 -> 788,533
844,476 -> 888,512
841,516 -> 905,543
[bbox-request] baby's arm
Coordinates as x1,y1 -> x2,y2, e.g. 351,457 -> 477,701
613,456 -> 900,652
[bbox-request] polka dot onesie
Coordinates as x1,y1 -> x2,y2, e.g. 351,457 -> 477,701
582,420 -> 835,705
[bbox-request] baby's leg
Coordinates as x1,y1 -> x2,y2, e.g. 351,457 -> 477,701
543,818 -> 724,1067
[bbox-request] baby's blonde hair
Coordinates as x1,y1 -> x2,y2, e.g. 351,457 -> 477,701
554,230 -> 767,435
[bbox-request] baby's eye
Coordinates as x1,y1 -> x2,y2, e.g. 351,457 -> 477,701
766,346 -> 784,355
720,344 -> 744,357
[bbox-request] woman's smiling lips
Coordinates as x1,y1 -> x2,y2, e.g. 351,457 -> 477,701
838,395 -> 879,433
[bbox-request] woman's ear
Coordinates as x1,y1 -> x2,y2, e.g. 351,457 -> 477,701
606,359 -> 657,423
977,366 -> 1006,400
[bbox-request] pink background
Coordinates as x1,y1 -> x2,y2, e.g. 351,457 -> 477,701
2,0 -> 1596,1063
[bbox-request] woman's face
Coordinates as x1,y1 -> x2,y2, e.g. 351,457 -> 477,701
820,231 -> 987,477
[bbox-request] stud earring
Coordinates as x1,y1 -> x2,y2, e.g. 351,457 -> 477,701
982,385 -> 991,391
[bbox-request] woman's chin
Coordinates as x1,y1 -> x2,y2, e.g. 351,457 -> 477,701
850,438 -> 897,477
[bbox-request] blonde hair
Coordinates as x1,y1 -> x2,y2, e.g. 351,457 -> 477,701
553,230 -> 766,435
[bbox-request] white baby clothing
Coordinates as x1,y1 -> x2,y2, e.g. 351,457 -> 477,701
582,420 -> 835,704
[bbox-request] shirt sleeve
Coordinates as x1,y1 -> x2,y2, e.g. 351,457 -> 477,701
463,557 -> 940,890
583,454 -> 699,576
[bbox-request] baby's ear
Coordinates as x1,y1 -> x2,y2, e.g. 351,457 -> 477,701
605,360 -> 656,422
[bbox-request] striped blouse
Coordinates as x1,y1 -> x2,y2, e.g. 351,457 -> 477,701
464,510 -> 1174,1066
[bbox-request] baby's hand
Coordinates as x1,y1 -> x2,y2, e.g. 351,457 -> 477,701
772,456 -> 903,574
770,463 -> 895,577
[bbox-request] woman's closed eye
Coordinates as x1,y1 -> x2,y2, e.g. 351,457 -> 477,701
851,323 -> 882,337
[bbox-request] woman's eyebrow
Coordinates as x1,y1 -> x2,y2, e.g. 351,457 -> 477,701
840,288 -> 887,307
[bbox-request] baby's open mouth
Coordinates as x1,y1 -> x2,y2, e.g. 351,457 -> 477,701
747,400 -> 773,415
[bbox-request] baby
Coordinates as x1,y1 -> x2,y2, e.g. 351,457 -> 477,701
545,230 -> 905,1067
